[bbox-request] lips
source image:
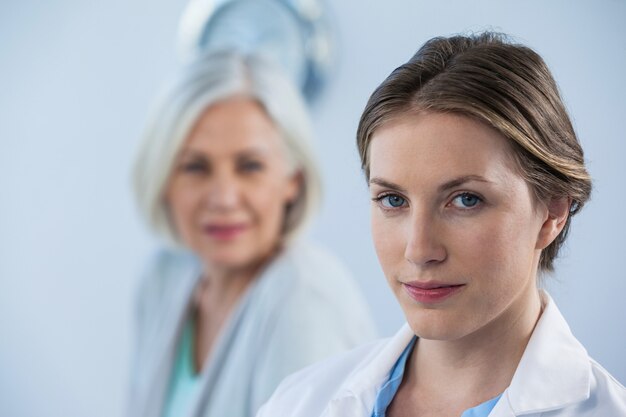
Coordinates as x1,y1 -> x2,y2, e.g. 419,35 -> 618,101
402,281 -> 465,304
203,223 -> 248,240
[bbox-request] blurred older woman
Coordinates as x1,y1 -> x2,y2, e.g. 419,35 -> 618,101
127,51 -> 376,417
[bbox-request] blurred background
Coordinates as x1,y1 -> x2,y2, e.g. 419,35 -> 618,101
1,1 -> 625,416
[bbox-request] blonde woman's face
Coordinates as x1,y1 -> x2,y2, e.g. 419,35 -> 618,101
369,112 -> 556,342
165,97 -> 299,271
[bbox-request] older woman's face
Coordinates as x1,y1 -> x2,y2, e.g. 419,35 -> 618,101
369,112 -> 556,342
166,97 -> 299,271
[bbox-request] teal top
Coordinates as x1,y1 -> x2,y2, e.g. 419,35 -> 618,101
371,337 -> 502,417
162,317 -> 202,417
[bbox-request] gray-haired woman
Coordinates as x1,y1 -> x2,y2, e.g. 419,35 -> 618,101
127,51 -> 376,417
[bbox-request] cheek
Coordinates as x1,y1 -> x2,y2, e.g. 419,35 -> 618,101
250,180 -> 292,226
165,187 -> 187,224
462,213 -> 538,279
166,189 -> 196,237
371,212 -> 406,273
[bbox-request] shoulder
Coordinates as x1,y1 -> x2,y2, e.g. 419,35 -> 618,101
521,293 -> 626,415
248,243 -> 378,410
134,247 -> 199,321
286,241 -> 350,274
586,359 -> 626,413
258,338 -> 388,417
276,241 -> 370,307
261,241 -> 377,341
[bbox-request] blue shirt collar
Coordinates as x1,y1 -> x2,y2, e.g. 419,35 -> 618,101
371,337 -> 502,417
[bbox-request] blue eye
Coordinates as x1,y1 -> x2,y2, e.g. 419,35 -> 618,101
451,193 -> 481,209
380,194 -> 406,208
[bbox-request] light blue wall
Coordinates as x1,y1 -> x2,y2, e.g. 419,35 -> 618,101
1,1 -> 624,416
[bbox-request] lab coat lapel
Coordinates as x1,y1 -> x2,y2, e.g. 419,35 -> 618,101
325,396 -> 371,417
324,324 -> 415,417
324,293 -> 591,417
490,292 -> 591,416
488,399 -> 518,417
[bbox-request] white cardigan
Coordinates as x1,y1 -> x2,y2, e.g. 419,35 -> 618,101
126,242 -> 377,417
258,292 -> 626,417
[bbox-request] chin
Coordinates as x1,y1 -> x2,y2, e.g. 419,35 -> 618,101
211,254 -> 255,269
403,306 -> 473,342
210,246 -> 279,272
197,247 -> 251,269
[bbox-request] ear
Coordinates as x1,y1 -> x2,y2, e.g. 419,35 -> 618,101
535,197 -> 571,250
284,170 -> 303,204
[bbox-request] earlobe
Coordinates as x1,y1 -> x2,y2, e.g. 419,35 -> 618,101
536,197 -> 571,250
285,171 -> 303,203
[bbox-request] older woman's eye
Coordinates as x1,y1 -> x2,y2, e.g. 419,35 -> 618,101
374,194 -> 406,209
181,160 -> 208,173
451,193 -> 482,209
238,159 -> 264,173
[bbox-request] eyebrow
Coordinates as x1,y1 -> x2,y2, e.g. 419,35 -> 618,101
235,148 -> 272,159
368,178 -> 407,192
437,175 -> 492,192
177,146 -> 273,160
368,175 -> 492,192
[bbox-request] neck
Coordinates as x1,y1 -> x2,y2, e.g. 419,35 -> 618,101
191,251 -> 278,372
409,286 -> 543,406
197,256 -> 269,311
196,242 -> 283,310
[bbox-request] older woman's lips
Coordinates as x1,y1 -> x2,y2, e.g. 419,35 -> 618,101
402,281 -> 465,304
203,224 -> 248,240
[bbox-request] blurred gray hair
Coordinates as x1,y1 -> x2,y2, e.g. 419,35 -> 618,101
133,50 -> 321,246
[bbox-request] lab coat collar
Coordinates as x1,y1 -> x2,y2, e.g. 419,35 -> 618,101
503,291 -> 591,414
326,323 -> 415,416
327,292 -> 591,417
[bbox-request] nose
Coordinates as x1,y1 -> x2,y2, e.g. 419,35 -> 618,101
404,210 -> 447,267
203,173 -> 240,211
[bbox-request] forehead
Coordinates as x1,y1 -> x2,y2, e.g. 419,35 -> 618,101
183,97 -> 283,154
369,112 -> 519,187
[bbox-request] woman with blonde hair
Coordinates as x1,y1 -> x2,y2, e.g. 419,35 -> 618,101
127,51 -> 375,417
259,32 -> 626,417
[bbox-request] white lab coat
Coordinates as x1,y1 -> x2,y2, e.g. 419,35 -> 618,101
258,292 -> 626,417
126,241 -> 377,417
